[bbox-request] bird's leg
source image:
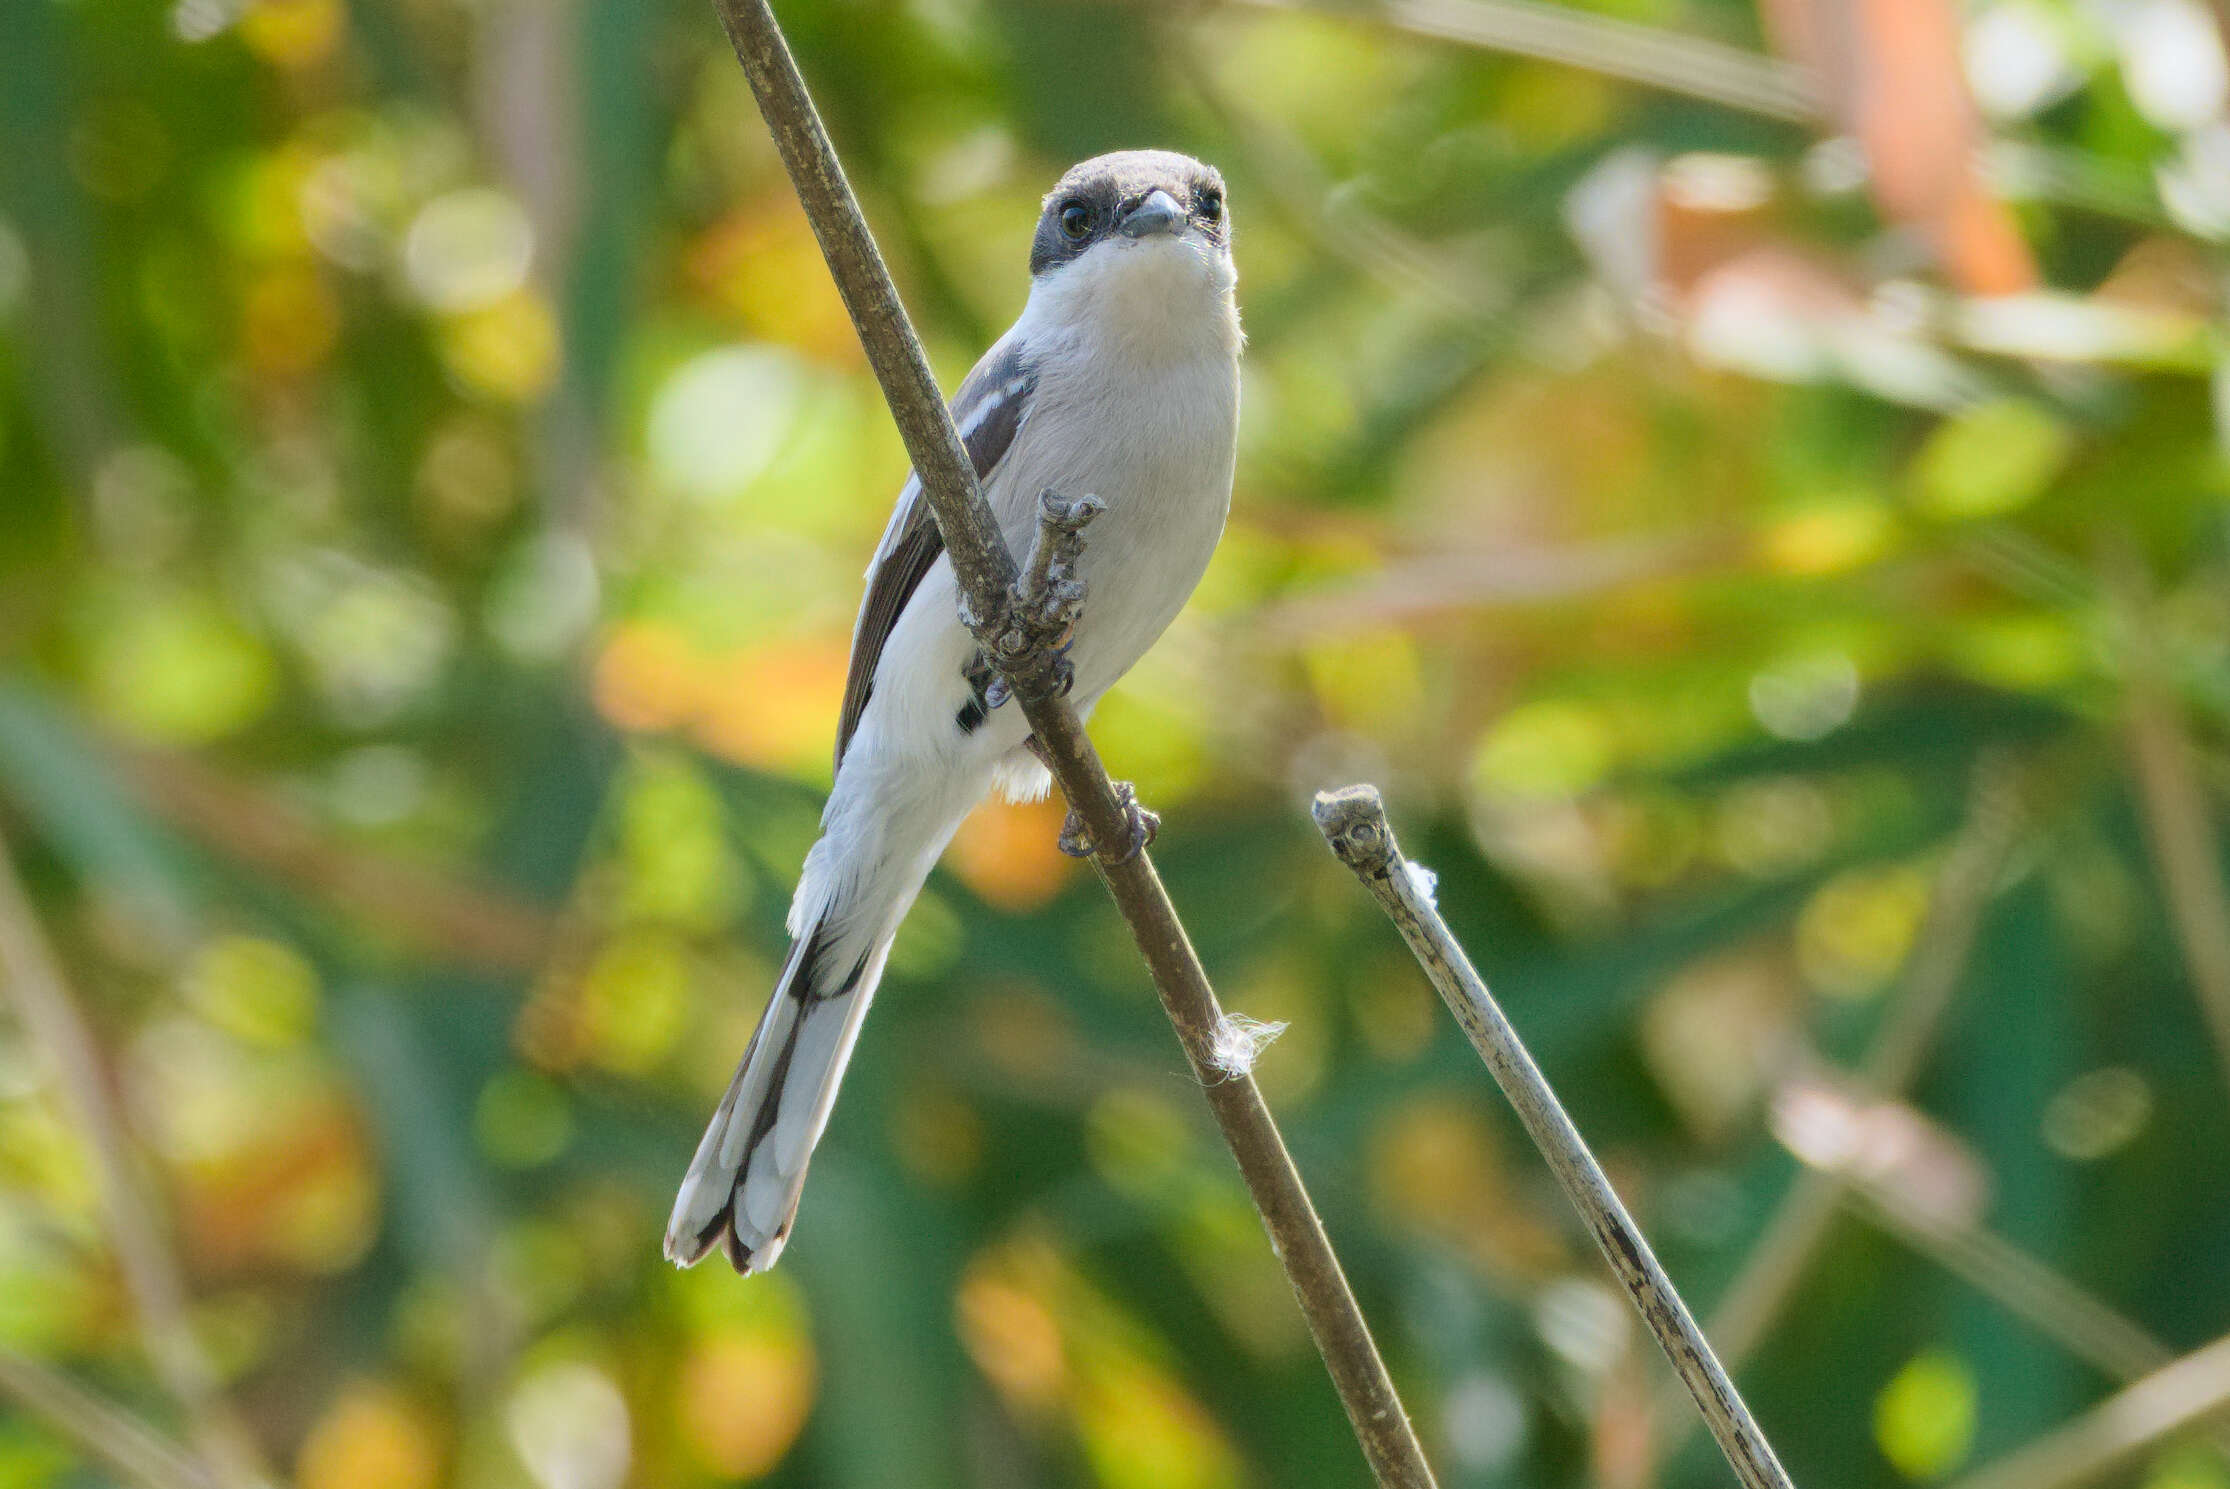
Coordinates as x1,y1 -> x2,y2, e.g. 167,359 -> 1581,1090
964,488 -> 1103,708
1057,779 -> 1159,864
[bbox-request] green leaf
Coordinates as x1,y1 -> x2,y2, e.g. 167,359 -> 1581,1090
1912,400 -> 2074,520
1875,1347 -> 1978,1480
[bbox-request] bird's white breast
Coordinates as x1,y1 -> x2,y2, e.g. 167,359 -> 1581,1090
992,235 -> 1242,702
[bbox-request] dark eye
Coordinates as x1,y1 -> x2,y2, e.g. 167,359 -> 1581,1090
1059,201 -> 1092,240
1196,189 -> 1223,223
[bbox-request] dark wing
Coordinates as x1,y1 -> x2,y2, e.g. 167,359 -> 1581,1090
833,337 -> 1037,771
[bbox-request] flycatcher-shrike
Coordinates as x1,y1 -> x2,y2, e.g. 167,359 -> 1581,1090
667,149 -> 1243,1274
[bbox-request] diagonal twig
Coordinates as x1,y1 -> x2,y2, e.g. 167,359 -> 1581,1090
701,4 -> 1438,1483
1177,0 -> 2172,234
1314,784 -> 1796,1489
0,1346 -> 213,1489
1944,1331 -> 2230,1489
1773,1077 -> 2230,1457
0,828 -> 271,1489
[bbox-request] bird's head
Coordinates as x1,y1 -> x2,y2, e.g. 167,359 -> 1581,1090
1026,150 -> 1236,343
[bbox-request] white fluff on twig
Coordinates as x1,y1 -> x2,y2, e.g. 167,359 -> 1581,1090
1208,1013 -> 1289,1078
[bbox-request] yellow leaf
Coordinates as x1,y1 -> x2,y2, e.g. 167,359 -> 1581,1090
438,289 -> 560,404
297,1383 -> 442,1489
238,0 -> 345,69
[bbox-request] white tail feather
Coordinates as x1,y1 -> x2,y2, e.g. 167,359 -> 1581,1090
664,929 -> 891,1272
668,736 -> 988,1274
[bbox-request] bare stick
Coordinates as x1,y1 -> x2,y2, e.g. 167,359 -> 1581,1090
700,5 -> 1438,1483
1314,784 -> 1794,1489
0,828 -> 271,1489
1169,42 -> 1505,318
1944,1331 -> 2230,1489
0,1347 -> 212,1489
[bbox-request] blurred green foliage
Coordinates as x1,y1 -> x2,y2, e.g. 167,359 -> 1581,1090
2,0 -> 2230,1485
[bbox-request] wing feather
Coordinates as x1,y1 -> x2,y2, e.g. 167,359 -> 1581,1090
833,337 -> 1037,770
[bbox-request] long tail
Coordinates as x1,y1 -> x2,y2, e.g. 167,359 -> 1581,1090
664,914 -> 895,1272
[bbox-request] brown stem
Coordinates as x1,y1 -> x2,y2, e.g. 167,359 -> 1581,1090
1839,1178 -> 2173,1384
1223,0 -> 1823,122
115,745 -> 557,975
699,4 -> 1439,1483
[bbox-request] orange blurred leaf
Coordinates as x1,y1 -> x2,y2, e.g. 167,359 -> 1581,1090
677,1331 -> 815,1478
297,1382 -> 443,1489
1763,0 -> 2038,293
692,637 -> 850,775
947,797 -> 1079,912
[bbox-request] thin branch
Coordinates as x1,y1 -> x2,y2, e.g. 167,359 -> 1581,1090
1314,784 -> 1795,1489
1843,1170 -> 2230,1462
0,828 -> 272,1489
700,5 -> 1438,1484
1944,1331 -> 2230,1489
1224,0 -> 1823,123
0,1347 -> 212,1489
2105,543 -> 2230,1093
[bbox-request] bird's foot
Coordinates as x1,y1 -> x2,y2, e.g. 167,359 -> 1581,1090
1059,779 -> 1159,864
983,638 -> 1072,709
964,488 -> 1103,707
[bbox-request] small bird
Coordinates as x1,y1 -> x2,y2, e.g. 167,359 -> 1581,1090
666,150 -> 1244,1273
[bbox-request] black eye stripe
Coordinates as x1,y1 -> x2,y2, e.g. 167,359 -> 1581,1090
1029,162 -> 1228,273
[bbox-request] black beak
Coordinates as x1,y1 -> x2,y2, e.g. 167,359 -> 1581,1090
1118,188 -> 1184,239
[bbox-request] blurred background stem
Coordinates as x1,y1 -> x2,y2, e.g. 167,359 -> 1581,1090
1946,1331 -> 2230,1489
1659,759 -> 2027,1456
0,830 -> 271,1488
0,1346 -> 212,1489
1223,0 -> 1822,121
2107,541 -> 2230,1094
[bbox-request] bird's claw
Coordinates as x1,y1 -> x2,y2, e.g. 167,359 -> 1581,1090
963,489 -> 1101,708
1059,780 -> 1159,864
983,638 -> 1072,709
